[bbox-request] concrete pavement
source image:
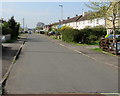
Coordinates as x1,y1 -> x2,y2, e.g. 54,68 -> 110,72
2,34 -> 28,78
6,34 -> 118,94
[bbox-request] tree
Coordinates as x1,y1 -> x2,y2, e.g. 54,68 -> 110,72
2,21 -> 12,35
85,1 -> 120,40
85,1 -> 120,54
36,22 -> 45,30
8,16 -> 20,38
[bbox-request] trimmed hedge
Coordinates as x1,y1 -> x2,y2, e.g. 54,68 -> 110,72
58,26 -> 106,44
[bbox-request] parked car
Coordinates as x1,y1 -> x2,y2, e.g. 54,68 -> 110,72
40,30 -> 45,34
28,31 -> 32,34
48,31 -> 56,36
109,42 -> 120,54
24,31 -> 28,33
106,35 -> 120,39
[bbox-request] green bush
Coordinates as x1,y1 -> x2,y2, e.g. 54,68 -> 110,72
59,25 -> 106,44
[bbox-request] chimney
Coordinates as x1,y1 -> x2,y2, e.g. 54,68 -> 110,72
76,14 -> 78,16
82,12 -> 85,17
82,9 -> 85,16
67,17 -> 70,19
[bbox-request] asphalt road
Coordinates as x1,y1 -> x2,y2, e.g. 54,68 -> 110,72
6,34 -> 118,94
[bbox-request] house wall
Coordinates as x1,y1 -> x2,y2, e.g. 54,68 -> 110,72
77,18 -> 105,30
63,18 -> 105,30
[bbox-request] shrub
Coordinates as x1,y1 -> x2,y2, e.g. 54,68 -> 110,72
58,25 -> 107,44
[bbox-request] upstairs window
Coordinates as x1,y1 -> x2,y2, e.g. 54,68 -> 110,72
97,19 -> 99,24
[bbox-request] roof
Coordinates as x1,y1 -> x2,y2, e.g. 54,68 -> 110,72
77,13 -> 92,21
48,12 -> 100,26
62,15 -> 82,24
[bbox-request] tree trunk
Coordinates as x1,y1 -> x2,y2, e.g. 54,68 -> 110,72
112,13 -> 117,54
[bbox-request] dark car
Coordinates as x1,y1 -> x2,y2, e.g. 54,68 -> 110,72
48,31 -> 56,36
24,31 -> 28,33
40,30 -> 45,34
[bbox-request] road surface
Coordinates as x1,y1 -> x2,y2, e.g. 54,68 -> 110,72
6,34 -> 118,94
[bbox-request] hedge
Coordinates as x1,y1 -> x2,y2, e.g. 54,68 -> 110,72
58,26 -> 106,44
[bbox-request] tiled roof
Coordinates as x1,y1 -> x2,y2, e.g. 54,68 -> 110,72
48,12 -> 95,26
62,15 -> 82,24
77,13 -> 92,21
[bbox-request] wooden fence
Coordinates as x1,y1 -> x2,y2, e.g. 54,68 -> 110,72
99,38 -> 120,55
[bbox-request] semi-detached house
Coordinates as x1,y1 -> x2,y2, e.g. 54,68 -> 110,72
62,13 -> 106,30
45,12 -> 106,33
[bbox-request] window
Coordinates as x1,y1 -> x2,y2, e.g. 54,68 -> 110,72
90,20 -> 92,23
83,21 -> 85,24
97,19 -> 99,24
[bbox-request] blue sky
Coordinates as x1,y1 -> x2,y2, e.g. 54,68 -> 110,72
2,2 -> 91,28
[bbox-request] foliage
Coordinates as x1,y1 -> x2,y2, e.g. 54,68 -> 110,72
85,2 -> 110,19
85,1 -> 120,40
2,21 -> 12,35
1,16 -> 20,39
59,26 -> 106,44
8,16 -> 20,39
36,22 -> 45,30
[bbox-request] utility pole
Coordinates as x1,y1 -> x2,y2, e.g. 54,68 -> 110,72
23,18 -> 24,32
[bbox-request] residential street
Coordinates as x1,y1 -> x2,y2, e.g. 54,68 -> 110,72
6,34 -> 118,94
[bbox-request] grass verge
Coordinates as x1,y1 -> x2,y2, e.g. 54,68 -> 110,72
92,48 -> 117,57
18,35 -> 26,38
64,41 -> 99,46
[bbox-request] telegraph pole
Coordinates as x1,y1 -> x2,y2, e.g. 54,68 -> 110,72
23,18 -> 24,32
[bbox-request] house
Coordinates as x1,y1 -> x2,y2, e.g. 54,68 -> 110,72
58,12 -> 106,30
62,15 -> 82,29
45,12 -> 106,33
76,13 -> 106,30
43,25 -> 53,32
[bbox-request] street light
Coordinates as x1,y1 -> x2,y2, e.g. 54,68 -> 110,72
59,5 -> 63,25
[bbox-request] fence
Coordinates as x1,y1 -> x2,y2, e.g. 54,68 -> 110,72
99,38 -> 120,55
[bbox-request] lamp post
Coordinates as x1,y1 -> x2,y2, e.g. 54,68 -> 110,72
59,5 -> 63,25
59,5 -> 63,40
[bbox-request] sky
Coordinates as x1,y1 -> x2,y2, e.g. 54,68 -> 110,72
1,2 -> 92,28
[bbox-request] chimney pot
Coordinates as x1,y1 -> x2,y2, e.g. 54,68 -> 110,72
76,14 -> 78,16
67,17 -> 70,19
